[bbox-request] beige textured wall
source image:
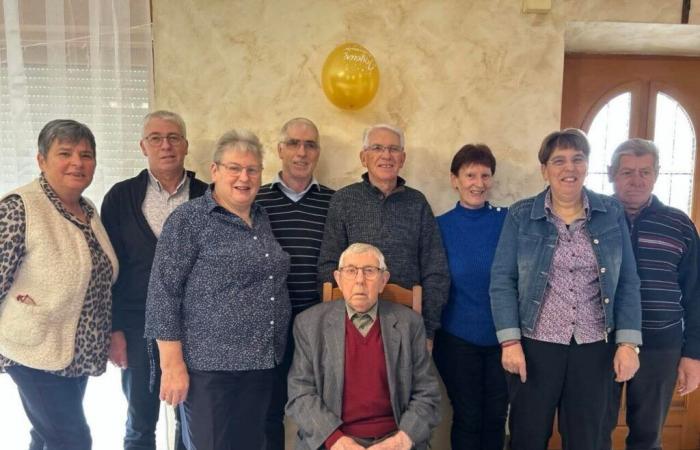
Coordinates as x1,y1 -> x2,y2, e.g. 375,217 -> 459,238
153,0 -> 683,215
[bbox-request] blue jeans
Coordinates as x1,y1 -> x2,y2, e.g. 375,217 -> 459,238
6,365 -> 91,450
121,328 -> 186,450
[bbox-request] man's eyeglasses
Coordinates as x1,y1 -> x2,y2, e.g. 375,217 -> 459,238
216,163 -> 263,177
144,134 -> 185,146
365,144 -> 403,154
338,265 -> 384,280
282,139 -> 319,150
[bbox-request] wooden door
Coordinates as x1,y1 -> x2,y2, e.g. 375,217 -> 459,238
556,54 -> 700,450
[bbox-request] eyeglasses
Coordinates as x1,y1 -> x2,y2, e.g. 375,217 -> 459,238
282,139 -> 319,150
338,265 -> 384,280
144,134 -> 185,146
547,155 -> 587,167
216,163 -> 263,177
365,144 -> 403,154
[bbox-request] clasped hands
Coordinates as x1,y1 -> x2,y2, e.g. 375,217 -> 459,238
331,431 -> 412,450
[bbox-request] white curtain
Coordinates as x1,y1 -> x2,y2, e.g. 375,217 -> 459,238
0,2 -> 159,449
0,0 -> 153,205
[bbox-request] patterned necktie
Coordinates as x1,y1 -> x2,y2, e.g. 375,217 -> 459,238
352,313 -> 373,336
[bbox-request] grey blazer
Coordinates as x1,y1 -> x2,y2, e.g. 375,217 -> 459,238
286,300 -> 441,450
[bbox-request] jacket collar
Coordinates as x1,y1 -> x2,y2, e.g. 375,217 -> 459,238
137,168 -> 199,187
531,186 -> 606,220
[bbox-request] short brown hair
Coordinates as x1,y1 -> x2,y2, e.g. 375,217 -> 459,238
538,128 -> 590,164
450,144 -> 496,176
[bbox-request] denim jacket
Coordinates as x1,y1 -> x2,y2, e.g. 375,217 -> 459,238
490,188 -> 642,345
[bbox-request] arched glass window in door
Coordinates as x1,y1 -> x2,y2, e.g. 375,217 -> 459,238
586,92 -> 631,195
585,91 -> 696,215
653,92 -> 696,214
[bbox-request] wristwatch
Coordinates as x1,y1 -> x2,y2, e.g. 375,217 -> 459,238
617,343 -> 640,354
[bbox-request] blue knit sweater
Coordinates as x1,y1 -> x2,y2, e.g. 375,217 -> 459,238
437,202 -> 507,346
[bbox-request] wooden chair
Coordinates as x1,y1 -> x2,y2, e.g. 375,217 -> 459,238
322,281 -> 422,314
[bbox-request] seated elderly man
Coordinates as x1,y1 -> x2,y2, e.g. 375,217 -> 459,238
286,243 -> 441,450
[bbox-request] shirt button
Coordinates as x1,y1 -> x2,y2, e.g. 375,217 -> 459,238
270,320 -> 275,325
607,327 -> 612,332
600,267 -> 606,274
269,275 -> 274,279
265,253 -> 269,257
496,207 -> 501,212
604,298 -> 610,304
593,239 -> 599,244
270,297 -> 275,301
253,236 -> 258,240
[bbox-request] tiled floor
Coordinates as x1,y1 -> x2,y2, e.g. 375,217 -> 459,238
1,365 -> 168,449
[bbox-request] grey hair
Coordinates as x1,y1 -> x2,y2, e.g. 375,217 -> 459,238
279,117 -> 320,145
142,110 -> 187,138
609,138 -> 660,176
213,129 -> 264,164
37,119 -> 96,158
338,243 -> 387,271
362,123 -> 405,149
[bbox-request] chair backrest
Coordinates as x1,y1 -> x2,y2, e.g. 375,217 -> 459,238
322,282 -> 422,314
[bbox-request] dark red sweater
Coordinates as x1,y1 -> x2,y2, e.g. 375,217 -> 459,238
325,315 -> 398,447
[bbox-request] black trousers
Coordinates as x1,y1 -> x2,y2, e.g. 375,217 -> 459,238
507,337 -> 614,450
600,347 -> 681,450
122,328 -> 186,450
433,330 -> 508,450
182,367 -> 276,450
7,365 -> 91,450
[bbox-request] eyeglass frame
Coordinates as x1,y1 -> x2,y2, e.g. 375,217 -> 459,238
143,133 -> 186,147
215,162 -> 263,177
364,143 -> 404,154
281,139 -> 320,150
546,153 -> 588,168
337,265 -> 385,280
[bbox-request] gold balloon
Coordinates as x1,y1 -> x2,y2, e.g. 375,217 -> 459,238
321,43 -> 379,110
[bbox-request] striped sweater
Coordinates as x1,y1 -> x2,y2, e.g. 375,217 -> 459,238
256,182 -> 335,312
626,195 -> 700,359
